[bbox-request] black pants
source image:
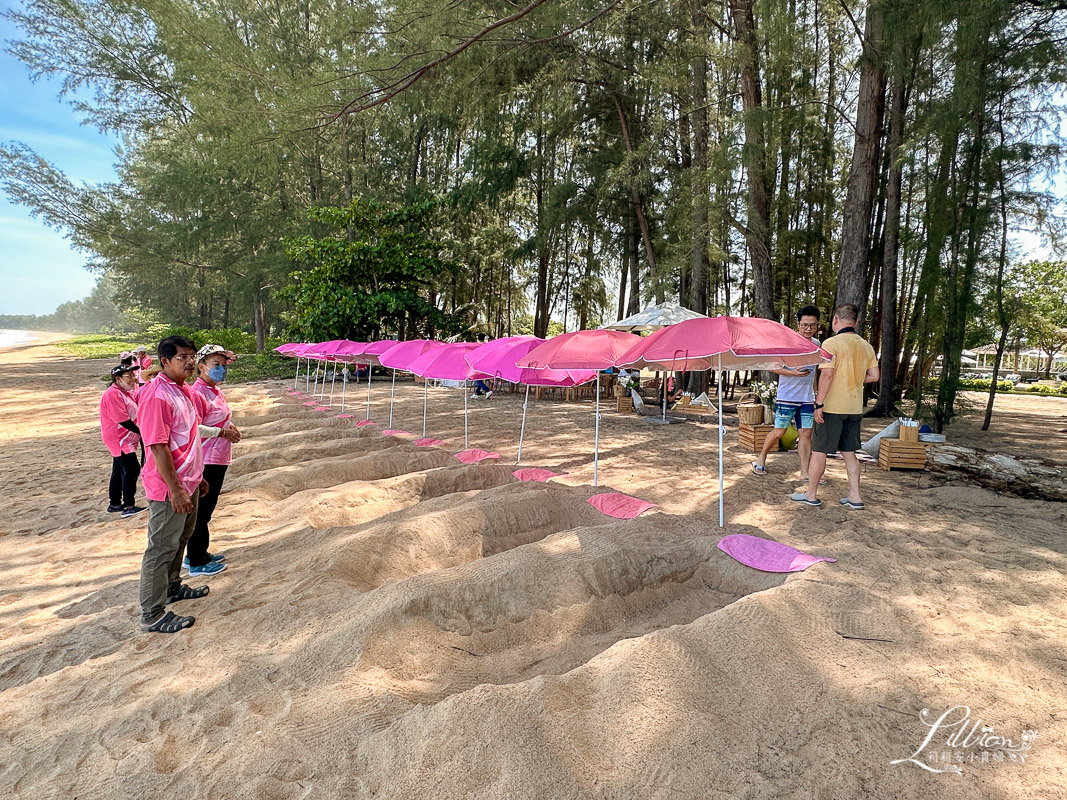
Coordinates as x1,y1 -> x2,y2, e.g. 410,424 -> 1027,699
187,464 -> 227,567
109,452 -> 140,507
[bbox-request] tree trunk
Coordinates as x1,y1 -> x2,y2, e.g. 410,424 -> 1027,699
836,1 -> 886,318
871,71 -> 907,416
728,0 -> 774,320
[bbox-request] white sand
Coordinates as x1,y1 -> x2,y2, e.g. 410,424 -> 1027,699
1,337 -> 1065,799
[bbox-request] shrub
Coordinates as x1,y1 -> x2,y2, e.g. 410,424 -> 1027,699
1024,383 -> 1060,394
194,328 -> 257,354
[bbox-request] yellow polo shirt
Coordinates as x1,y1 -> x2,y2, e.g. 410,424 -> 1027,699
819,333 -> 877,414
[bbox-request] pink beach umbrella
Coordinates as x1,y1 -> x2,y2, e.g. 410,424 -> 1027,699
378,339 -> 444,430
275,343 -> 307,389
617,316 -> 831,527
465,336 -> 598,464
516,329 -> 643,486
408,342 -> 485,443
343,339 -> 397,420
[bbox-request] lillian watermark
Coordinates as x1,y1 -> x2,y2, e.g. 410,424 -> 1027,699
891,705 -> 1038,774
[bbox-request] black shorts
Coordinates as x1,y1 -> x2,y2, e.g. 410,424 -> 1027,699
812,412 -> 863,454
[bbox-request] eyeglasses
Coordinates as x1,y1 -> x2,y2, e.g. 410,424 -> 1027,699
798,323 -> 818,329
169,354 -> 197,363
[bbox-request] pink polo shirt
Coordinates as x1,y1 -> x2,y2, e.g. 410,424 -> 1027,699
99,383 -> 140,457
192,377 -> 233,466
138,372 -> 205,502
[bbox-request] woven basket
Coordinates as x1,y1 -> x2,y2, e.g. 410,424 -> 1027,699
737,392 -> 766,425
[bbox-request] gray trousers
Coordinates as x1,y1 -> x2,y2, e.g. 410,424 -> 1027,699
138,493 -> 199,623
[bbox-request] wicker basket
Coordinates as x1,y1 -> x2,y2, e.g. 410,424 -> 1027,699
737,392 -> 766,425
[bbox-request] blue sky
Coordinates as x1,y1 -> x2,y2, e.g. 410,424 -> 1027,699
0,9 -> 119,316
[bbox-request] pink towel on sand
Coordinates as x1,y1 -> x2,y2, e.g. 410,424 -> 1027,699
717,534 -> 836,573
355,419 -> 376,427
303,401 -> 318,406
513,468 -> 566,483
314,406 -> 331,411
414,438 -> 447,447
455,449 -> 500,463
335,414 -> 354,418
587,492 -> 656,519
382,429 -> 409,436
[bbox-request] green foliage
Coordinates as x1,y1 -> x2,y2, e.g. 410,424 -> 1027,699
53,333 -> 141,359
1023,383 -> 1063,395
193,328 -> 257,354
957,378 -> 1015,392
225,351 -> 294,384
279,198 -> 469,342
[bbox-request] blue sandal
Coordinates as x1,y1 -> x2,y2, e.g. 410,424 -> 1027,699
751,462 -> 767,475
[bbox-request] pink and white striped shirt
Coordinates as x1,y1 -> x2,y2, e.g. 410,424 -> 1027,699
138,373 -> 204,502
99,383 -> 140,457
192,377 -> 233,466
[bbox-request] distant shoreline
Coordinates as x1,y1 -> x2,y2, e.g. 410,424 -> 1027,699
0,329 -> 70,352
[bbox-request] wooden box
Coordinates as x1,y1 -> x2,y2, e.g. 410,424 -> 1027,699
900,424 -> 919,442
739,423 -> 776,452
878,438 -> 929,471
616,396 -> 631,413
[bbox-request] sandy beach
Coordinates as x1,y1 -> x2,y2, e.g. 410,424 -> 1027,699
1,336 -> 1065,799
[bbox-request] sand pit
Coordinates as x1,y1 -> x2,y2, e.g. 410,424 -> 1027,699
2,338 -> 1065,799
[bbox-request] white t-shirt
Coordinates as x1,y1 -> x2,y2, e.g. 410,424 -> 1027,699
775,337 -> 821,405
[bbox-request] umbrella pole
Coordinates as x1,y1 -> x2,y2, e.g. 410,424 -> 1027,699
330,360 -> 337,406
517,385 -> 530,464
294,357 -> 300,388
422,379 -> 428,437
305,358 -> 311,394
594,373 -> 601,487
662,376 -> 667,420
463,386 -> 469,449
389,370 -> 396,428
718,357 -> 724,528
366,367 -> 373,420
340,367 -> 348,413
312,361 -> 319,398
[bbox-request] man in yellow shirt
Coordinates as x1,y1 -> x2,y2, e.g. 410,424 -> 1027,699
790,304 -> 878,509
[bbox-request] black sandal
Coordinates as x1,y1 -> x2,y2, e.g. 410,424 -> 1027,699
166,583 -> 210,603
141,610 -> 195,633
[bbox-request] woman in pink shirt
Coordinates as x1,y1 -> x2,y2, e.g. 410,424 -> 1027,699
98,363 -> 146,518
186,344 -> 241,577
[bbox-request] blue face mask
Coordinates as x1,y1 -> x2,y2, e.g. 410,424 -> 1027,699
207,365 -> 227,383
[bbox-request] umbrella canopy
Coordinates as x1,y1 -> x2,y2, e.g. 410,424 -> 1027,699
350,339 -> 398,366
378,339 -> 443,371
275,342 -> 304,355
408,342 -> 484,380
304,339 -> 355,359
330,341 -> 368,362
516,329 -> 643,370
465,336 -> 596,386
617,316 -> 829,372
603,301 -> 708,332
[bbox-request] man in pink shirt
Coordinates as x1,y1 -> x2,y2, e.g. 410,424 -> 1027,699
136,335 -> 211,634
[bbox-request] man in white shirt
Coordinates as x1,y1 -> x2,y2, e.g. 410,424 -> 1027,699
752,305 -> 822,480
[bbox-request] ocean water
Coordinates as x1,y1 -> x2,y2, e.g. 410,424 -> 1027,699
0,330 -> 39,349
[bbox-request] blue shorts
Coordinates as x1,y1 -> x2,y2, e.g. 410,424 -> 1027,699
774,402 -> 814,430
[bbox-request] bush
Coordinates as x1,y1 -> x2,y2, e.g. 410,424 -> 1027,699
1024,383 -> 1061,394
226,350 -> 295,383
142,323 -> 198,348
194,328 -> 257,354
957,378 -> 1014,392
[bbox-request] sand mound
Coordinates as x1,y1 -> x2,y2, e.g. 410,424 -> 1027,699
225,446 -> 456,500
228,435 -> 403,477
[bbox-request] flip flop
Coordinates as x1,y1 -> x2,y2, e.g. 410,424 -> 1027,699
789,492 -> 822,507
140,610 -> 195,633
839,498 -> 866,510
751,462 -> 767,475
799,478 -> 828,486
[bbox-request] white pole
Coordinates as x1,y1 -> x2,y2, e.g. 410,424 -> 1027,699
305,357 -> 311,393
662,374 -> 667,420
718,356 -> 724,528
294,357 -> 300,388
422,379 -> 428,437
329,360 -> 337,406
389,369 -> 396,428
340,366 -> 348,412
517,385 -> 530,463
366,366 -> 373,420
463,386 -> 469,448
312,360 -> 319,398
594,373 -> 601,487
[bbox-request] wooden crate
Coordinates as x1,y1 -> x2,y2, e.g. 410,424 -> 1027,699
739,423 -> 776,452
878,438 -> 929,471
616,396 -> 631,413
